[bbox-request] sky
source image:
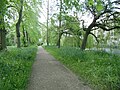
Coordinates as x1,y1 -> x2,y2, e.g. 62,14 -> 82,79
38,0 -> 93,26
39,0 -> 58,23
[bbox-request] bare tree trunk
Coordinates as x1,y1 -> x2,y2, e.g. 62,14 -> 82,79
0,18 -> 6,50
26,30 -> 30,46
46,0 -> 49,46
56,32 -> 62,48
0,28 -> 6,50
56,0 -> 62,48
22,25 -> 26,46
16,22 -> 21,48
0,1 -> 7,50
16,0 -> 23,48
81,31 -> 89,50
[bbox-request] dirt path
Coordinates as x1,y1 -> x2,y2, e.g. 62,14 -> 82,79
27,46 -> 92,90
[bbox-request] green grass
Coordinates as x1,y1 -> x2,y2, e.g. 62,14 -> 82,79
0,46 -> 37,90
44,46 -> 120,90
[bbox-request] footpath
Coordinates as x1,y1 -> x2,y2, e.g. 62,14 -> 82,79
27,46 -> 92,90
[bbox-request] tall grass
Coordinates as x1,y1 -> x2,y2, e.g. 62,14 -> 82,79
45,46 -> 120,90
0,46 -> 37,90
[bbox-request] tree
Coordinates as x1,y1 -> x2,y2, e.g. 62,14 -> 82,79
56,0 -> 62,48
63,0 -> 120,50
55,0 -> 82,48
46,0 -> 49,46
47,18 -> 58,45
0,0 -> 42,50
16,0 -> 23,48
0,0 -> 7,50
5,0 -> 24,47
6,0 -> 41,47
22,0 -> 41,46
63,15 -> 82,47
81,0 -> 120,50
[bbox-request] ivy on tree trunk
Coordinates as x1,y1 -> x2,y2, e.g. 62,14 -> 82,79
0,28 -> 6,50
0,16 -> 6,50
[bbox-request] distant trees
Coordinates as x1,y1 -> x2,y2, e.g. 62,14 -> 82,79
3,0 -> 118,50
47,0 -> 81,48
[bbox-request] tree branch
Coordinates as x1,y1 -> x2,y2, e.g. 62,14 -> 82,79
90,32 -> 99,43
97,5 -> 112,19
80,20 -> 87,31
91,27 -> 99,31
85,4 -> 96,17
7,5 -> 15,8
112,0 -> 120,4
96,23 -> 120,31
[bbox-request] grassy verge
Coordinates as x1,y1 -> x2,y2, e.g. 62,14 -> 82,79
44,46 -> 120,90
0,46 -> 37,90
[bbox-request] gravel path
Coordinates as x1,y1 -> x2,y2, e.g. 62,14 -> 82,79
27,46 -> 92,90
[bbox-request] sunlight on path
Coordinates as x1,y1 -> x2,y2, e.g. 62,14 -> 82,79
27,46 -> 92,90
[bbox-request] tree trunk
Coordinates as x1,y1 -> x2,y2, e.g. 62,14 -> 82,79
81,31 -> 89,50
16,0 -> 23,48
22,25 -> 26,46
0,28 -> 6,50
26,30 -> 30,46
0,1 -> 8,50
81,18 -> 96,50
2,30 -> 6,50
56,0 -> 62,48
46,0 -> 49,46
56,32 -> 62,48
0,18 -> 6,50
16,23 -> 21,48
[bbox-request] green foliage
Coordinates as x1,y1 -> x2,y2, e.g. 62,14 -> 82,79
48,14 -> 81,46
86,0 -> 104,12
45,46 -> 120,90
86,34 -> 94,48
6,30 -> 16,46
63,15 -> 80,34
62,36 -> 74,46
62,36 -> 81,47
4,0 -> 41,46
63,0 -> 81,11
0,0 -> 7,16
48,24 -> 58,45
22,0 -> 41,45
0,46 -> 37,90
0,0 -> 7,28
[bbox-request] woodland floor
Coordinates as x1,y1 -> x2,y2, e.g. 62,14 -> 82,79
27,46 -> 92,90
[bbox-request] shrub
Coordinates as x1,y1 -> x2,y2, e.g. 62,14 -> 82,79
0,46 -> 37,90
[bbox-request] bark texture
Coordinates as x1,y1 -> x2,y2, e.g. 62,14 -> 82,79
16,0 -> 23,48
56,0 -> 62,48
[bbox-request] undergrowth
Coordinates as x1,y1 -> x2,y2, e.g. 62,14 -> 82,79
0,46 -> 37,90
44,46 -> 120,90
